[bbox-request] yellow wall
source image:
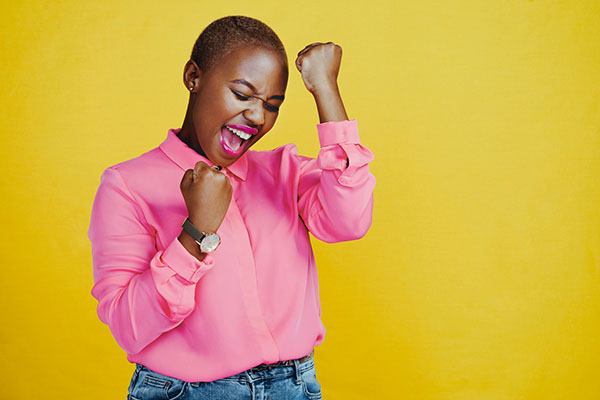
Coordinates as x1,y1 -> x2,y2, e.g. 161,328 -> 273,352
1,1 -> 598,398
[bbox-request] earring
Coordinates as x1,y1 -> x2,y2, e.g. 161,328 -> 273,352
189,87 -> 193,91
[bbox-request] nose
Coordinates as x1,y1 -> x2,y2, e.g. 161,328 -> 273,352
242,98 -> 265,128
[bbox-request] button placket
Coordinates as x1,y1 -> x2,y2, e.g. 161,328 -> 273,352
226,187 -> 280,362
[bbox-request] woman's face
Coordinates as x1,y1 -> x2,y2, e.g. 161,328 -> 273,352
188,46 -> 288,166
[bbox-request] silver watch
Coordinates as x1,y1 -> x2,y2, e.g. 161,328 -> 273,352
181,218 -> 221,253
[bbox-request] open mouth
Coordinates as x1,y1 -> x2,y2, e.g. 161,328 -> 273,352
220,125 -> 257,156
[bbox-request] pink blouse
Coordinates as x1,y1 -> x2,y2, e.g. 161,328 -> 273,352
88,119 -> 375,382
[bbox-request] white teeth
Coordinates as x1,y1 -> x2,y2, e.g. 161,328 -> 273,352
226,126 -> 251,140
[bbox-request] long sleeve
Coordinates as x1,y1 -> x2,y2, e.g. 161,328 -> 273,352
296,119 -> 376,243
88,167 -> 214,355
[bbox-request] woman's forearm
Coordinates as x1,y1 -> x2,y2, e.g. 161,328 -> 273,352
312,82 -> 348,123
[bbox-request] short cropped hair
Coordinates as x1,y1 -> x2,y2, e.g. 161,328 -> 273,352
191,16 -> 287,72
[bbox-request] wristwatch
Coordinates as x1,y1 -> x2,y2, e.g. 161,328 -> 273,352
181,218 -> 221,253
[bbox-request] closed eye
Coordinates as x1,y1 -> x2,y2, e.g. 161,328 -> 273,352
231,88 -> 280,113
264,103 -> 279,113
230,89 -> 249,101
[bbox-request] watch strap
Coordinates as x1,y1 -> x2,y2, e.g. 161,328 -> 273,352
181,218 -> 206,243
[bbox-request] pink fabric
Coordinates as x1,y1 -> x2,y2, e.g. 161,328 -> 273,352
88,119 -> 375,382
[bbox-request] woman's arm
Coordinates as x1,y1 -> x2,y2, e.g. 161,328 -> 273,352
88,167 -> 215,354
294,43 -> 376,242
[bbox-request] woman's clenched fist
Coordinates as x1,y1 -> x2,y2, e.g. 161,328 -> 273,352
295,42 -> 342,95
180,161 -> 232,234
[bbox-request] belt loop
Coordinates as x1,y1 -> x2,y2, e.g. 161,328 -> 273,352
244,370 -> 253,383
293,359 -> 301,384
244,371 -> 255,400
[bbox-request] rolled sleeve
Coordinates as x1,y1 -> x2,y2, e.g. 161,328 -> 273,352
316,120 -> 375,186
317,119 -> 360,146
296,119 -> 375,242
160,237 -> 215,283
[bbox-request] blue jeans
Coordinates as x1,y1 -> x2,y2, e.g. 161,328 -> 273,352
127,357 -> 322,400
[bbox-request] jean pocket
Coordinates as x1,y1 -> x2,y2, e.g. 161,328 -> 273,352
129,365 -> 188,400
300,362 -> 322,400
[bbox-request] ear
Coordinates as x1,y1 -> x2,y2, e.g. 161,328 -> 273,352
183,59 -> 203,92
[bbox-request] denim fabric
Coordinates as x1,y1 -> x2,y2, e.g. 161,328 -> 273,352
127,357 -> 322,400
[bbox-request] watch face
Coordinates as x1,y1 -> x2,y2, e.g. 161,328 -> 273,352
200,233 -> 221,253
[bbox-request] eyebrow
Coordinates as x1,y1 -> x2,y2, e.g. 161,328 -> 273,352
230,79 -> 285,101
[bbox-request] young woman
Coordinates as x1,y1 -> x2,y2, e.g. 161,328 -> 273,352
89,15 -> 375,400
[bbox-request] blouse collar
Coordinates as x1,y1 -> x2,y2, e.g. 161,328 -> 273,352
159,128 -> 248,181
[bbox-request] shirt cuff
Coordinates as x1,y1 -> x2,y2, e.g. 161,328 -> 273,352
317,119 -> 359,147
160,236 -> 215,283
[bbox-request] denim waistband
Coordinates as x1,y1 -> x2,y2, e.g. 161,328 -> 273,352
135,351 -> 315,386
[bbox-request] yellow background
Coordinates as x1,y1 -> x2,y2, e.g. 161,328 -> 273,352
1,0 -> 598,399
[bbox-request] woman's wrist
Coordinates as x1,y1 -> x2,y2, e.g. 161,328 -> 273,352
177,229 -> 207,262
310,80 -> 338,97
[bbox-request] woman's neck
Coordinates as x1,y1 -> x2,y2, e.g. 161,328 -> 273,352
178,108 -> 208,159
